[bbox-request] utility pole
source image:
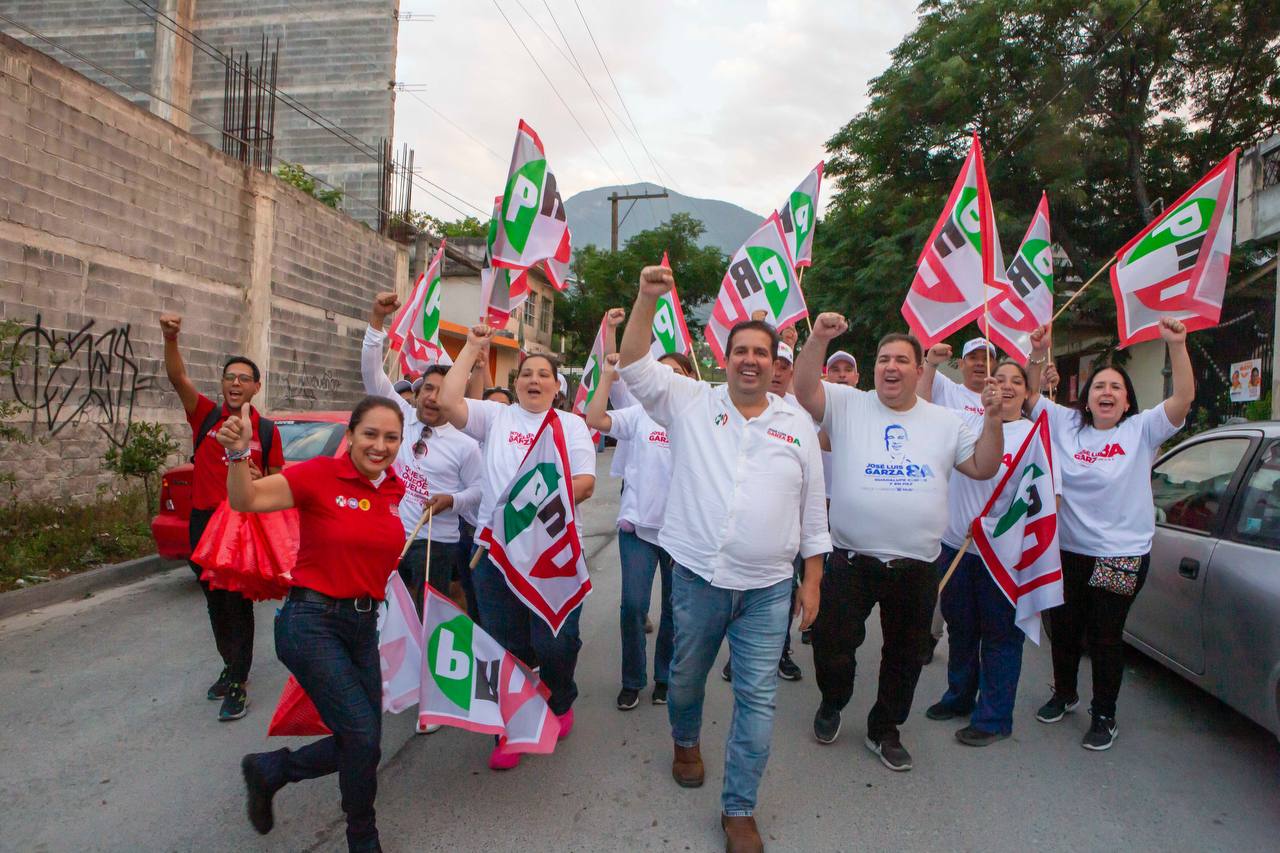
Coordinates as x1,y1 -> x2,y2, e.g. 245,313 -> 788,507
609,189 -> 669,251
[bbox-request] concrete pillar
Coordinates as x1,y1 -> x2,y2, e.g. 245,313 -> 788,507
244,173 -> 276,408
149,0 -> 196,131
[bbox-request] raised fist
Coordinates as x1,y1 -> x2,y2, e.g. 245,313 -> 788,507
159,314 -> 182,341
926,343 -> 952,366
811,312 -> 847,341
466,324 -> 493,348
605,307 -> 626,328
371,292 -> 400,323
1029,325 -> 1051,356
638,266 -> 674,298
1157,316 -> 1187,344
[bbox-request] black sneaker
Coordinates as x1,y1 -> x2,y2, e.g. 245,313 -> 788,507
652,682 -> 668,705
925,700 -> 971,721
616,687 -> 640,711
777,652 -> 802,681
800,628 -> 813,645
219,683 -> 249,721
864,734 -> 913,771
813,702 -> 842,744
955,725 -> 1009,747
1035,692 -> 1080,723
207,666 -> 231,701
1082,716 -> 1117,751
241,754 -> 277,834
721,660 -> 732,682
923,635 -> 940,665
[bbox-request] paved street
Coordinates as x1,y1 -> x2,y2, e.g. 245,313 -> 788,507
1,449 -> 1278,852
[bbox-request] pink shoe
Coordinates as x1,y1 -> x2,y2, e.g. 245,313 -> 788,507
488,744 -> 521,771
556,708 -> 574,741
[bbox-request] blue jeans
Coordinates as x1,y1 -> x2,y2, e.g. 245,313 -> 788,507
936,545 -> 1025,735
668,564 -> 791,817
255,598 -> 383,852
618,530 -> 674,690
472,552 -> 582,715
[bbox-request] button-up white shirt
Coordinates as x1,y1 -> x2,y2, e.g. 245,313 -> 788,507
618,353 -> 831,590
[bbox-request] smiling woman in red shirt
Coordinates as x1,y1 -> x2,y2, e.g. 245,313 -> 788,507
217,395 -> 406,853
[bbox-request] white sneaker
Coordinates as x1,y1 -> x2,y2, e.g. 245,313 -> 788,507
416,722 -> 443,735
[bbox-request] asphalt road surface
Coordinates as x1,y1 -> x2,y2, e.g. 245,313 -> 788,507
2,450 -> 1278,852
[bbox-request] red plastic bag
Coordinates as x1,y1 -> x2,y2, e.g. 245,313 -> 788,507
192,501 -> 298,601
267,675 -> 332,737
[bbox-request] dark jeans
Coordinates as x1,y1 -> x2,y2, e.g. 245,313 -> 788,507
188,507 -> 254,683
782,555 -> 803,658
472,552 -> 582,715
1047,549 -> 1150,719
618,530 -> 674,690
457,520 -> 480,622
812,551 -> 937,741
255,598 -> 383,852
936,544 -> 1025,735
397,538 -> 462,616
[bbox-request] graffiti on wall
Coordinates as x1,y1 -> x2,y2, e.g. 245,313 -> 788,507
278,365 -> 341,408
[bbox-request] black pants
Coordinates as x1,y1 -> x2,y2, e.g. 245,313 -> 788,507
188,507 -> 254,683
397,538 -> 463,617
1047,550 -> 1150,719
457,520 -> 480,623
812,551 -> 937,741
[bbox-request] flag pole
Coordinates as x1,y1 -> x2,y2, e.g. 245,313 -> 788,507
798,267 -> 814,335
398,506 -> 434,560
1050,256 -> 1117,324
938,533 -> 971,593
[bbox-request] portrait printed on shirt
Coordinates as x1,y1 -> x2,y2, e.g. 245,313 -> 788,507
863,423 -> 936,491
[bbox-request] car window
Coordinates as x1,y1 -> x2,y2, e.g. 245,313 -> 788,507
1151,437 -> 1250,533
1233,440 -> 1280,552
276,421 -> 344,462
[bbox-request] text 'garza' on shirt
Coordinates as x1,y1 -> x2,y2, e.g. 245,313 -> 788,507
606,403 -> 673,545
617,353 -> 831,591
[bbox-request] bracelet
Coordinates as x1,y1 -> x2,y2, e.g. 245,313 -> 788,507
225,448 -> 251,463
1027,356 -> 1047,365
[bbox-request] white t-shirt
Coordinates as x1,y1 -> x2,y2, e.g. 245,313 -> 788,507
1033,397 -> 1183,557
607,404 -> 673,545
932,371 -> 985,417
608,379 -> 637,477
823,384 -> 979,562
461,399 -> 598,533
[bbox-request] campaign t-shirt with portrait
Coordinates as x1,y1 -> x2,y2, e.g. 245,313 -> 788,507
187,394 -> 285,511
1032,397 -> 1183,557
932,371 -> 985,417
823,384 -> 978,562
462,399 -> 598,533
606,404 -> 673,545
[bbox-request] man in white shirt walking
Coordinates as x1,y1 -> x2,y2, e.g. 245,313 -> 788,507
792,313 -> 1003,772
619,267 -> 829,853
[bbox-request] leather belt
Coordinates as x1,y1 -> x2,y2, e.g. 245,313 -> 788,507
844,551 -> 918,570
288,586 -> 377,613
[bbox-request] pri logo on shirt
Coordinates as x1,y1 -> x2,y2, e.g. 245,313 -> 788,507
714,412 -> 729,426
1073,443 -> 1126,465
334,495 -> 371,512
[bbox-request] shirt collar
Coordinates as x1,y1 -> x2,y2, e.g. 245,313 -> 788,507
337,452 -> 399,487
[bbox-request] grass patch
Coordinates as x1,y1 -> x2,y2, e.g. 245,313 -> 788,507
0,490 -> 156,593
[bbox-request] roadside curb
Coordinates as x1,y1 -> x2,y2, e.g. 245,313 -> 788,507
0,554 -> 185,620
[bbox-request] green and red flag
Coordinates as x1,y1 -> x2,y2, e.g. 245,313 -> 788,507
478,411 -> 591,634
417,586 -> 561,753
903,133 -> 1004,348
980,193 -> 1054,364
649,252 -> 695,360
777,162 -> 823,268
971,411 -> 1063,645
1111,149 -> 1239,347
389,242 -> 453,373
490,120 -> 572,285
480,194 -> 533,328
572,315 -> 608,442
705,214 -> 808,366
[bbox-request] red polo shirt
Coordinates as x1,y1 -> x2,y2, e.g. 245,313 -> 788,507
282,454 -> 407,600
188,394 -> 285,511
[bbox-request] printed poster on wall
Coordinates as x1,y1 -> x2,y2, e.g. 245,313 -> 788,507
1230,359 -> 1262,403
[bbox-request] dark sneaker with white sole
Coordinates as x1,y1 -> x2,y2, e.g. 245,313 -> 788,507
241,753 -> 277,834
864,735 -> 913,771
777,652 -> 802,681
925,700 -> 972,721
207,667 -> 231,701
813,702 -> 842,744
1035,692 -> 1080,723
652,682 -> 668,705
1082,716 -> 1117,750
955,725 -> 1009,747
616,688 -> 640,711
219,683 -> 248,721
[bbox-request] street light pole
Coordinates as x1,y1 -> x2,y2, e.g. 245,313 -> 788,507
609,189 -> 669,251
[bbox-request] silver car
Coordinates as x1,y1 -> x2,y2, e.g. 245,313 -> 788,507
1127,421 -> 1280,738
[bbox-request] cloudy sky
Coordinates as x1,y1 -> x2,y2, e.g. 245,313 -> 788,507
393,0 -> 918,222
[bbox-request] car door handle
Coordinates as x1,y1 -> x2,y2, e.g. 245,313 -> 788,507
1179,558 -> 1200,579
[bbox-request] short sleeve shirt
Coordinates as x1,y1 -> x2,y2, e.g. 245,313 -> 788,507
281,455 -> 407,600
606,405 -> 673,542
932,372 -> 985,417
188,394 -> 285,510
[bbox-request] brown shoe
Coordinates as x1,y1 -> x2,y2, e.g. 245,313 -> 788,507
721,814 -> 764,852
672,742 -> 704,788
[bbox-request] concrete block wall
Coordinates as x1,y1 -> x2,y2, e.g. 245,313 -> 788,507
0,33 -> 406,502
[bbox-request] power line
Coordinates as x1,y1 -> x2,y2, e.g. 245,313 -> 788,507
397,87 -> 507,162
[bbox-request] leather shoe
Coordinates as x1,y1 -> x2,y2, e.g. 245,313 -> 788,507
672,742 -> 704,788
721,814 -> 764,852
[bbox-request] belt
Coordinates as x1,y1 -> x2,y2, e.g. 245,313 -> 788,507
843,551 -> 919,570
288,587 -> 377,613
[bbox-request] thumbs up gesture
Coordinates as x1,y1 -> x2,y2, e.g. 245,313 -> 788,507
216,403 -> 253,453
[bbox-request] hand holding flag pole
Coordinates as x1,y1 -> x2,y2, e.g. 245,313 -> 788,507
398,506 -> 434,560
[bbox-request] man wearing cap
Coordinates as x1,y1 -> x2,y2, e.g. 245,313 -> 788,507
825,351 -> 859,387
392,379 -> 416,405
921,337 -> 997,416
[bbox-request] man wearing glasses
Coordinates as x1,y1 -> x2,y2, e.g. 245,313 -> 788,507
159,314 -> 285,723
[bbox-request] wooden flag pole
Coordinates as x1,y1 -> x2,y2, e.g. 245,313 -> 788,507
938,533 -> 972,593
798,267 -> 814,335
398,506 -> 434,560
1050,256 -> 1117,324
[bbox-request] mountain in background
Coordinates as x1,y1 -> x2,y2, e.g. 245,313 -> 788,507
563,182 -> 763,256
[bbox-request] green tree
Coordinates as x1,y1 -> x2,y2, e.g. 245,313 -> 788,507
557,213 -> 727,363
809,0 -> 1280,367
103,422 -> 179,519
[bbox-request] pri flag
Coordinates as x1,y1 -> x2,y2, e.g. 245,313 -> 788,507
388,244 -> 453,375
572,315 -> 608,442
649,252 -> 696,360
418,587 -> 561,754
377,572 -> 425,714
705,214 -> 808,366
490,120 -> 573,283
980,193 -> 1054,364
1111,149 -> 1239,347
478,411 -> 591,634
903,133 -> 1003,348
480,195 -> 534,328
970,411 -> 1063,645
777,162 -> 823,268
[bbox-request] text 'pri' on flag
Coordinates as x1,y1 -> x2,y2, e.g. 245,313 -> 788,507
490,120 -> 573,281
419,586 -> 561,754
1111,149 -> 1239,347
970,410 -> 1063,645
980,192 -> 1054,364
777,162 -> 824,269
649,252 -> 696,360
479,410 -> 591,635
573,315 -> 608,443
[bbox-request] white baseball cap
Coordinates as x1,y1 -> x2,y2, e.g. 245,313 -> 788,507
962,337 -> 997,358
826,351 -> 857,370
775,342 -> 795,364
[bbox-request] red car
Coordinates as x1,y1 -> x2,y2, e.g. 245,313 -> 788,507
151,411 -> 351,560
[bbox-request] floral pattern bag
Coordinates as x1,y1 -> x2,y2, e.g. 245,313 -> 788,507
1087,556 -> 1143,596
